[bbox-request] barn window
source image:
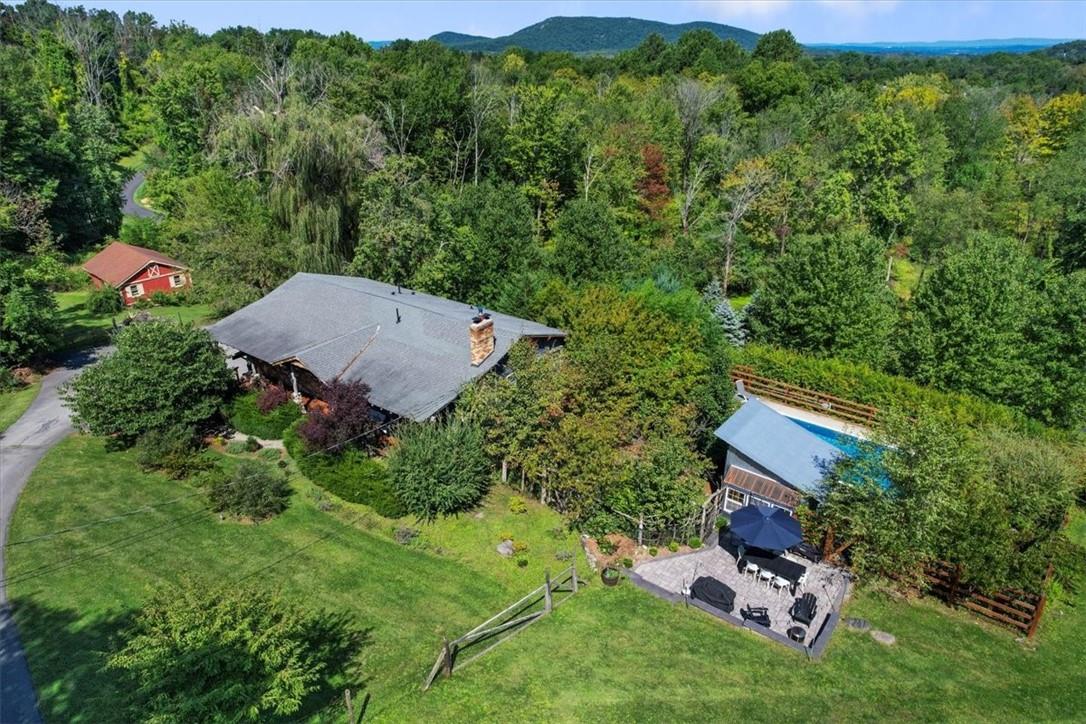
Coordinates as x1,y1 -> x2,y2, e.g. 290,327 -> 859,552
170,274 -> 184,288
127,283 -> 144,297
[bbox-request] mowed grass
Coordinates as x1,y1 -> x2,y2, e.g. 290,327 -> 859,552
0,380 -> 40,434
7,436 -> 580,722
9,436 -> 1086,722
55,289 -> 214,352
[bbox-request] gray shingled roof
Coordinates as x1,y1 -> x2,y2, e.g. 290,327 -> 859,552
713,397 -> 842,495
209,273 -> 565,420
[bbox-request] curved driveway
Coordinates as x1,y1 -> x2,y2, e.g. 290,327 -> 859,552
122,172 -> 158,219
0,349 -> 103,724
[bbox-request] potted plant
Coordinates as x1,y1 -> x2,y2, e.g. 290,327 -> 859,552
601,565 -> 622,586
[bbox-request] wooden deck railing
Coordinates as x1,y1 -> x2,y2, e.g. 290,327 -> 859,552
730,366 -> 879,426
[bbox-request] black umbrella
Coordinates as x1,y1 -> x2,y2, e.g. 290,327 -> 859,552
729,504 -> 802,553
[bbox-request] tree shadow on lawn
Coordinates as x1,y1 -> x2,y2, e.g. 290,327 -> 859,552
10,596 -> 373,723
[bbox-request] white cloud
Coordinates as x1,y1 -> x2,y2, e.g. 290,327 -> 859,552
686,0 -> 795,22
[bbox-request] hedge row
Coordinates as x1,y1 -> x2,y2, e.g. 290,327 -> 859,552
283,423 -> 405,518
734,344 -> 1051,437
226,392 -> 302,440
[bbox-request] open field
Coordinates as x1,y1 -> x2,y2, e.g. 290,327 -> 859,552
0,381 -> 41,435
7,436 -> 1085,722
54,289 -> 214,352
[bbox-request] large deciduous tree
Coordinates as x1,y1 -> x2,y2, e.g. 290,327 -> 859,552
748,231 -> 897,367
63,321 -> 233,442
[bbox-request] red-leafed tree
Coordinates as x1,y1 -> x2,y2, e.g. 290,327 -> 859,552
297,380 -> 374,453
637,144 -> 670,219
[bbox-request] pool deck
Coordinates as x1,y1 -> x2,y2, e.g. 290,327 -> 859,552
762,400 -> 871,440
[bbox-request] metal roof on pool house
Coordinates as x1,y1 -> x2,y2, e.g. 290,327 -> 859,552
714,397 -> 843,495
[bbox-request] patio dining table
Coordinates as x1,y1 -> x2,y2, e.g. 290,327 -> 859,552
740,549 -> 807,592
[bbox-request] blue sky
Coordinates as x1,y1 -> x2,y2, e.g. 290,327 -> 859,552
54,1 -> 1085,44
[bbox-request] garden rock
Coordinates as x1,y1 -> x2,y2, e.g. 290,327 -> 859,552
870,630 -> 896,646
496,539 -> 514,557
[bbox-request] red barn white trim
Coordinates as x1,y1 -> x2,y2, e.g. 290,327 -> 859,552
82,242 -> 192,306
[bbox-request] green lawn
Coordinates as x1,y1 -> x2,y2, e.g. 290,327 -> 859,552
55,289 -> 214,352
0,380 -> 40,434
118,143 -> 152,171
8,436 -> 1086,722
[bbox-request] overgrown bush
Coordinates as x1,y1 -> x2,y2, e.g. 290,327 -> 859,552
508,496 -> 527,514
86,285 -> 124,314
134,425 -> 207,479
296,380 -> 373,452
597,538 -> 617,555
284,423 -> 404,517
387,420 -> 491,521
226,390 -> 301,440
63,320 -> 233,442
206,460 -> 290,520
107,578 -> 363,722
0,367 -> 22,391
735,344 -> 1044,435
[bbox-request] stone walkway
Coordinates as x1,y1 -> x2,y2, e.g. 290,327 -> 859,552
633,543 -> 849,646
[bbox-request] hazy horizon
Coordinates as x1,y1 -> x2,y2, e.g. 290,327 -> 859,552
51,1 -> 1085,45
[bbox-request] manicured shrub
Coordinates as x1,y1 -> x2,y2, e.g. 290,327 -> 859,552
296,380 -> 374,453
227,391 -> 301,440
207,460 -> 290,520
134,425 -> 207,479
499,531 -> 513,542
387,420 -> 491,521
257,385 -> 290,413
716,517 -> 730,532
667,540 -> 680,553
107,578 -> 363,722
621,557 -> 634,568
687,536 -> 702,549
515,556 -> 529,568
508,495 -> 527,514
649,546 -> 659,556
284,423 -> 404,517
64,321 -> 233,442
512,541 -> 528,554
244,436 -> 261,452
86,286 -> 124,314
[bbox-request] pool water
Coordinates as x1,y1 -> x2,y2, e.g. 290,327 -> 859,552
790,418 -> 867,457
790,417 -> 891,488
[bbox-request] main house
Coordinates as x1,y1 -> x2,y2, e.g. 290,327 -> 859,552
209,273 -> 566,421
713,396 -> 845,515
83,241 -> 192,305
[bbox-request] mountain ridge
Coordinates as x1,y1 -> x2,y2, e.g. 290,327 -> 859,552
429,16 -> 760,55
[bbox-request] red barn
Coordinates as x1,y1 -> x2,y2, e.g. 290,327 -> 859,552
82,242 -> 192,306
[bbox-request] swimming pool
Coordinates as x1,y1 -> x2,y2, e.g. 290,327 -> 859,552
790,418 -> 867,457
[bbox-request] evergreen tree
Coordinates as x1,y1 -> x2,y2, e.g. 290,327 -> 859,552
713,299 -> 747,347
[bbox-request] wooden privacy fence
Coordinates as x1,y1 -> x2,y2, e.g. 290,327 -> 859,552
730,366 -> 879,427
924,561 -> 1049,638
423,566 -> 582,690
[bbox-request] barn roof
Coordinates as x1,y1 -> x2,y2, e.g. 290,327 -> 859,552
714,397 -> 842,495
209,273 -> 565,421
82,242 -> 189,287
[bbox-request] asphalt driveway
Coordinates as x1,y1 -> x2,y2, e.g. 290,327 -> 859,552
0,348 -> 104,724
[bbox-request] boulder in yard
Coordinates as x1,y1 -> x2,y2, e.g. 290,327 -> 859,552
496,539 -> 514,557
870,630 -> 896,646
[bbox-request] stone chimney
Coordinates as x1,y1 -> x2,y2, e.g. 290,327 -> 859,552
469,313 -> 495,366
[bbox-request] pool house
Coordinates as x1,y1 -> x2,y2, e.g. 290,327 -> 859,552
713,396 -> 860,515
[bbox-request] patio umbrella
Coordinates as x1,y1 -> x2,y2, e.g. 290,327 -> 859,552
729,504 -> 802,553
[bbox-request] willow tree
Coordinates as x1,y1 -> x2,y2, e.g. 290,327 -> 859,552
213,101 -> 386,273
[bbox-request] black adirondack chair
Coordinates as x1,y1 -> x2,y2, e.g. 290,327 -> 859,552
790,592 -> 818,625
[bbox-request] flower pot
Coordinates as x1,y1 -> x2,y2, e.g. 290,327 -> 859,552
601,566 -> 621,587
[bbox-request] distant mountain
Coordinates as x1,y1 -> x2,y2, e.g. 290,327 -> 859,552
429,16 -> 760,55
809,38 -> 1073,56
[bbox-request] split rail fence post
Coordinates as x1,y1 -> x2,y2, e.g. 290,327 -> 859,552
544,570 -> 553,613
441,636 -> 454,679
571,565 -> 578,593
637,514 -> 644,547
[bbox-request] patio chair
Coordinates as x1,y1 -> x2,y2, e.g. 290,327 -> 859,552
741,605 -> 771,627
742,561 -> 760,581
790,593 -> 818,626
772,576 -> 790,597
758,569 -> 774,589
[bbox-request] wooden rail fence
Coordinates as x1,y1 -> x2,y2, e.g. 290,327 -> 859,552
423,565 -> 581,690
924,561 -> 1049,638
730,366 -> 879,426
